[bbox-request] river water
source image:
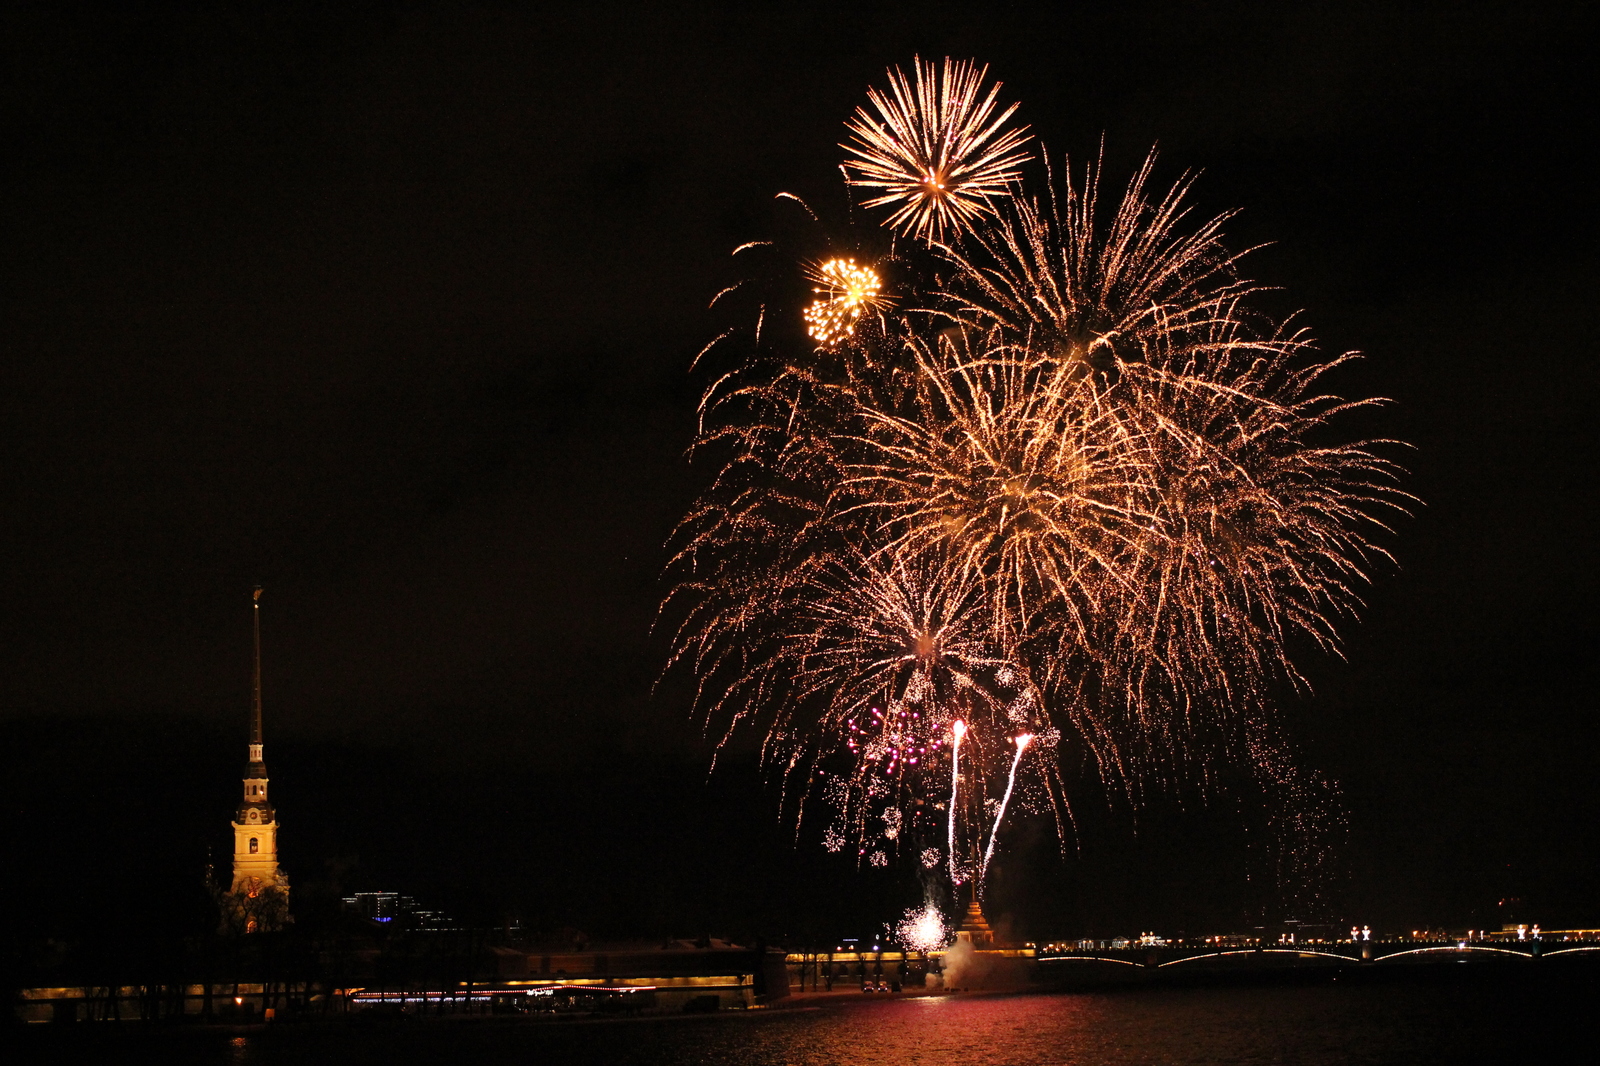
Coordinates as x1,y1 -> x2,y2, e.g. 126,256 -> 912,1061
19,967 -> 1595,1065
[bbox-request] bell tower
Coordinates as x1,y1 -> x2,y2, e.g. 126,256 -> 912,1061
229,587 -> 288,926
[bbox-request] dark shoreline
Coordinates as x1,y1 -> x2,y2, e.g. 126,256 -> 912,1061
12,954 -> 1597,1034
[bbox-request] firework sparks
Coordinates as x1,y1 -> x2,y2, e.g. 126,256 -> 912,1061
948,719 -> 967,884
896,901 -> 951,952
982,733 -> 1032,880
843,57 -> 1032,242
665,58 -> 1406,901
934,150 -> 1252,367
803,257 -> 890,346
1247,720 -> 1349,921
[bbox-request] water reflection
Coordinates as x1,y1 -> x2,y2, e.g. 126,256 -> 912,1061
27,975 -> 1596,1066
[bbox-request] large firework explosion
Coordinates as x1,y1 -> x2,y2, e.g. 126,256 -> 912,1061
664,57 -> 1405,910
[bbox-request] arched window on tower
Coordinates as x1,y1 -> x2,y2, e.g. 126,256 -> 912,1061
249,838 -> 259,854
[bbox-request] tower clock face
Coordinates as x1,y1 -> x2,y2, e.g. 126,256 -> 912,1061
247,809 -> 260,824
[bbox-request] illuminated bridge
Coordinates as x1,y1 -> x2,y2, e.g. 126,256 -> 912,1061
1037,937 -> 1600,972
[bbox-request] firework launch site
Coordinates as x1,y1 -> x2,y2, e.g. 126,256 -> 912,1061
18,885 -> 1600,1028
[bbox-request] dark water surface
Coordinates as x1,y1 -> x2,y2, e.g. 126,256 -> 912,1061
15,970 -> 1594,1065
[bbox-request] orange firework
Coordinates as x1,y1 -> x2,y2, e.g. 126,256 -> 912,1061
803,257 -> 890,346
666,60 -> 1407,896
843,57 -> 1032,242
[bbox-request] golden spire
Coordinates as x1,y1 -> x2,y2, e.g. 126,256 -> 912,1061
251,586 -> 263,750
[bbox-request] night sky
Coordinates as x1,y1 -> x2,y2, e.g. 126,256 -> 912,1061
2,3 -> 1593,945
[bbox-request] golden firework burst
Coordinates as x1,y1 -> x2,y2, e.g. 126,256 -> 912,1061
666,60 -> 1408,893
843,57 -> 1032,242
803,257 -> 889,345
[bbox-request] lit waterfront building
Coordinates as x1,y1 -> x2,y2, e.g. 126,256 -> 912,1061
226,587 -> 289,931
955,893 -> 996,948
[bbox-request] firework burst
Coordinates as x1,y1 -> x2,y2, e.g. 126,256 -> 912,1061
844,57 -> 1032,242
920,154 -> 1409,723
803,257 -> 891,346
837,332 -> 1161,652
671,543 -> 1061,872
665,59 -> 1405,899
933,150 -> 1253,367
896,900 -> 951,951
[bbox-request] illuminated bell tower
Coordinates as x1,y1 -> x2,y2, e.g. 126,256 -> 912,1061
231,587 -> 287,912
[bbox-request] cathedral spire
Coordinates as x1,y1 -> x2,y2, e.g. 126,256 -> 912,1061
250,585 -> 263,751
230,585 -> 288,930
240,585 -> 271,801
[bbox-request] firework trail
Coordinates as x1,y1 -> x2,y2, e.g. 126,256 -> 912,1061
982,733 -> 1032,881
948,719 -> 966,884
664,58 -> 1405,897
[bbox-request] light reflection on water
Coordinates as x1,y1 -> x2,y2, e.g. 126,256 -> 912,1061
24,974 -> 1597,1066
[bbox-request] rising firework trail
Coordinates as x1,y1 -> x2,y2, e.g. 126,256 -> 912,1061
982,733 -> 1032,882
948,719 -> 966,884
665,57 -> 1407,900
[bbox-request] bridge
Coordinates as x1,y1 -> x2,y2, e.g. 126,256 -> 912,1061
1037,938 -> 1600,970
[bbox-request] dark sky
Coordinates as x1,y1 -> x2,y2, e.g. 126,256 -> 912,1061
2,2 -> 1593,944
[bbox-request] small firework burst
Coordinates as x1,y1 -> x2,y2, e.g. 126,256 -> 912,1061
844,57 -> 1031,242
803,257 -> 889,345
896,901 -> 950,951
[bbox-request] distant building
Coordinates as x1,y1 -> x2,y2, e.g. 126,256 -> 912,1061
954,893 -> 995,947
222,588 -> 289,932
953,889 -> 992,941
341,890 -> 457,931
